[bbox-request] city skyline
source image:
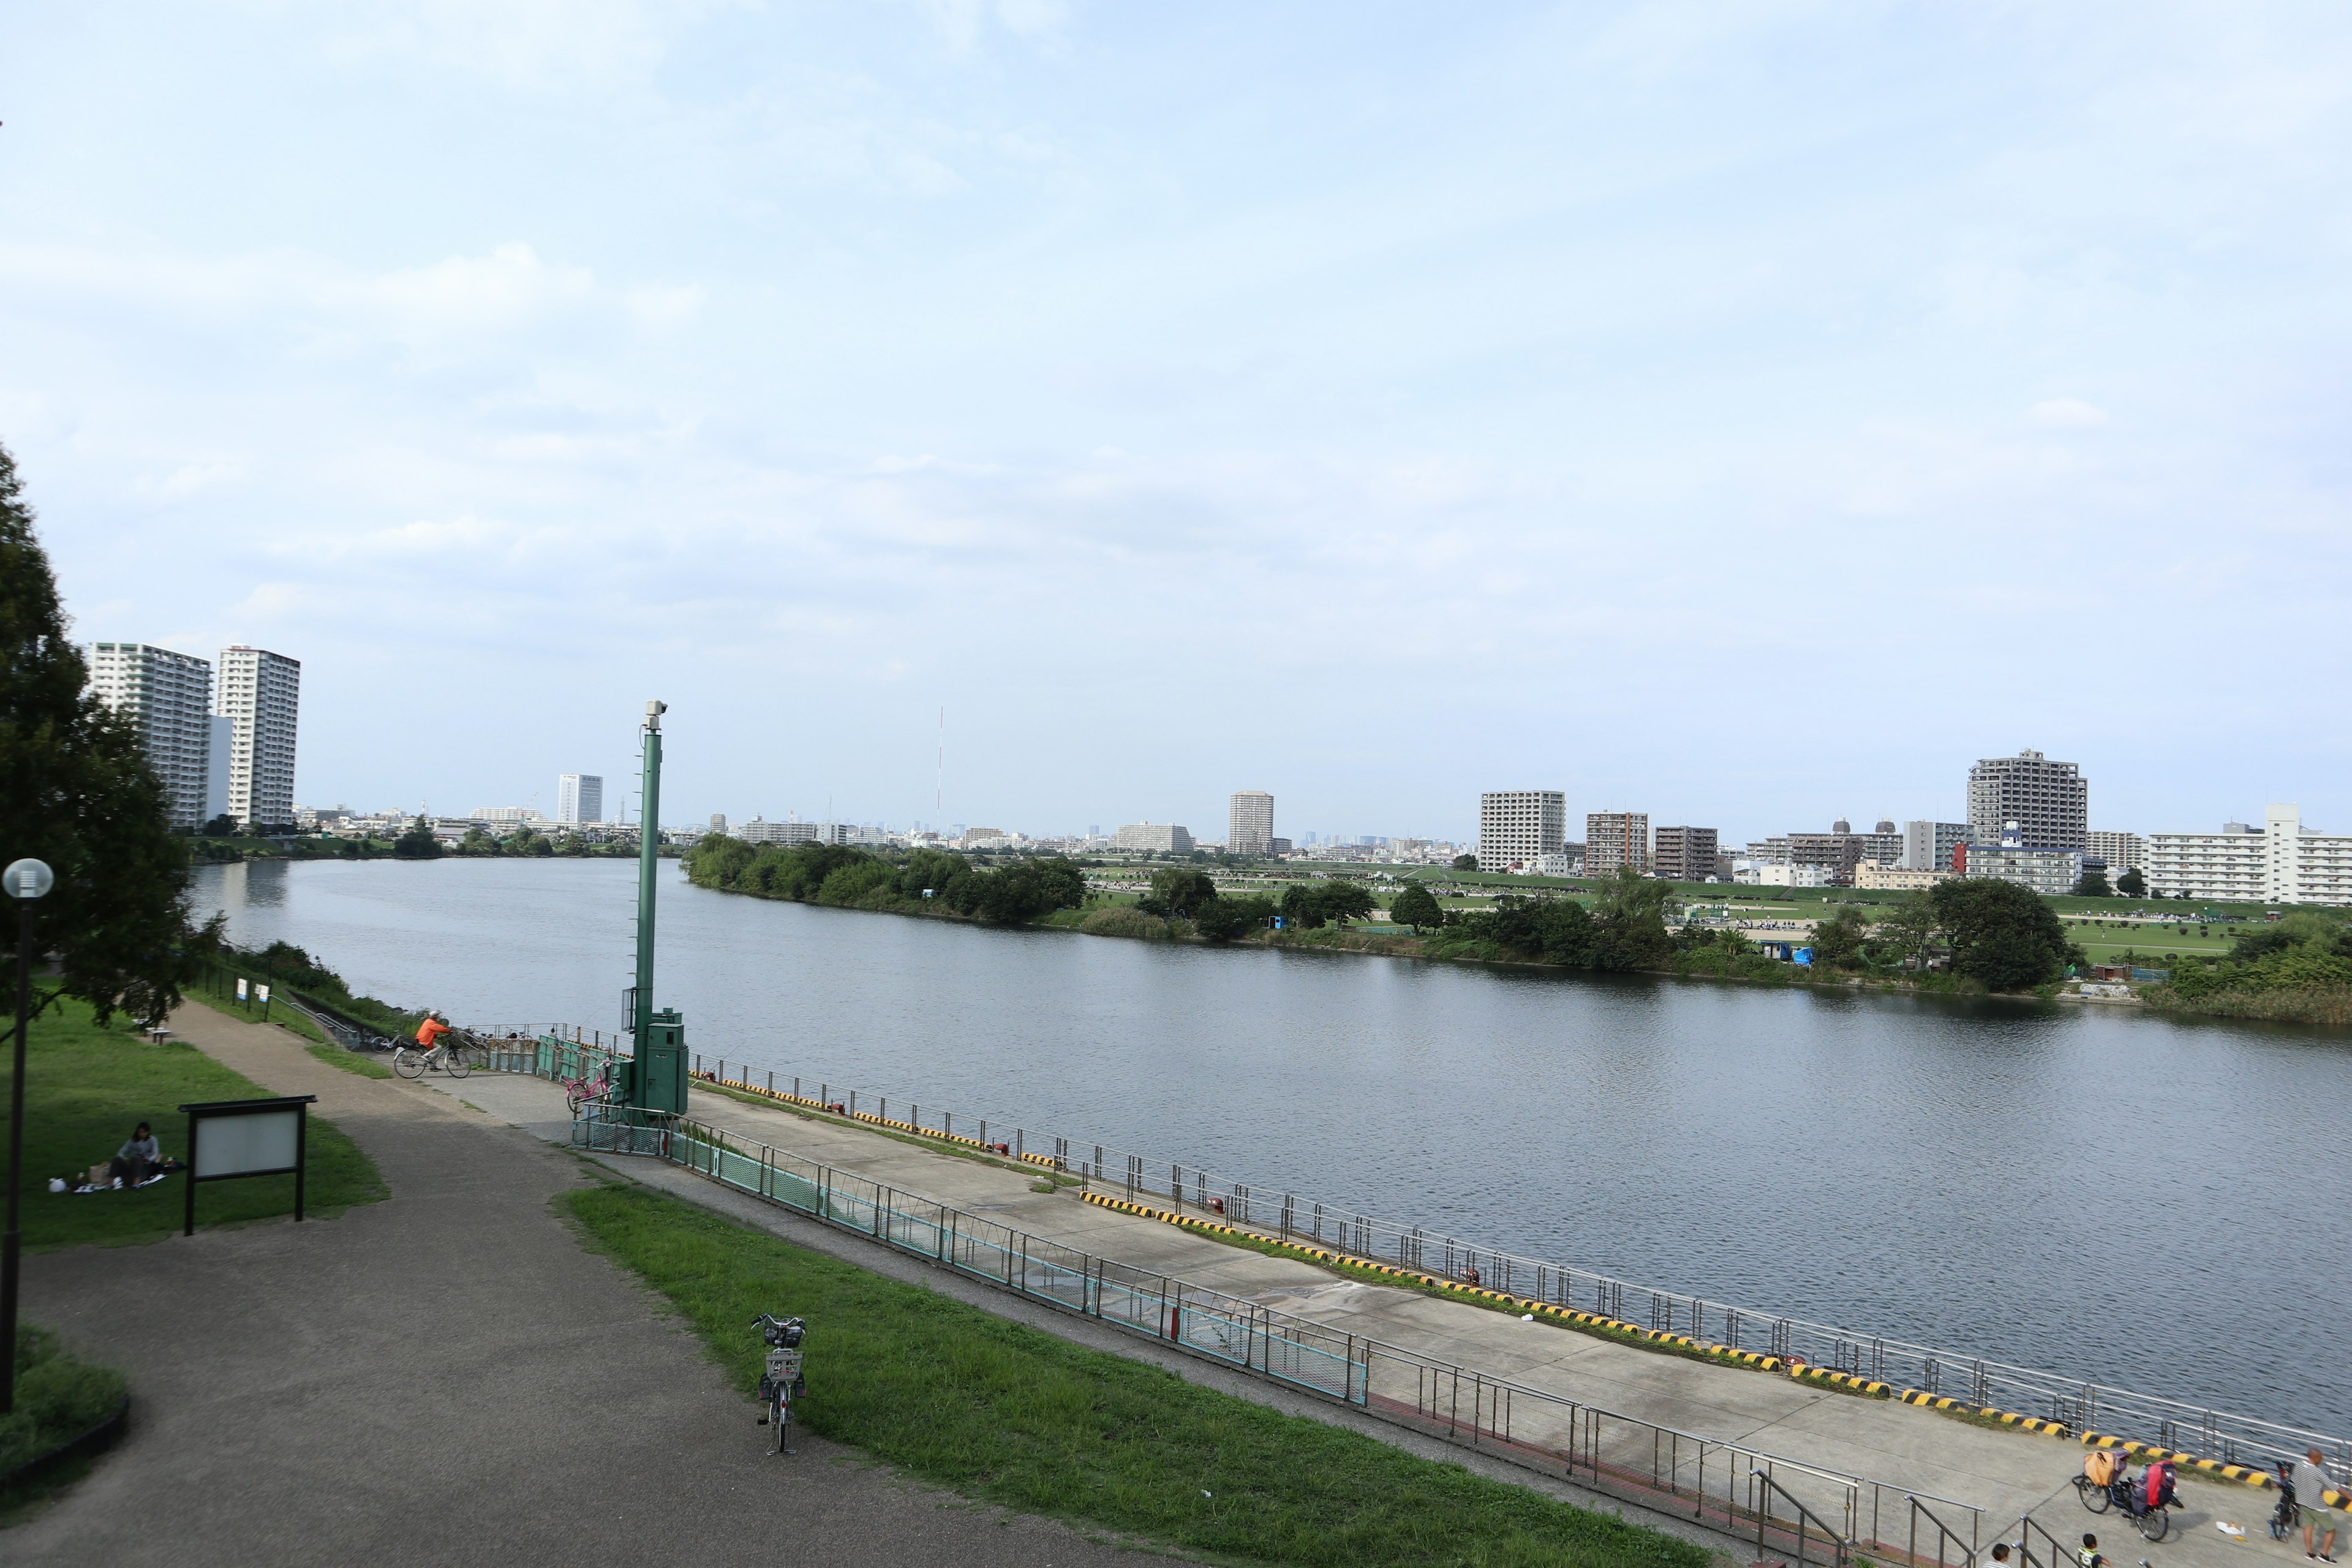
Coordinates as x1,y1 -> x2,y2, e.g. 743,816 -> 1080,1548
18,7 -> 2352,839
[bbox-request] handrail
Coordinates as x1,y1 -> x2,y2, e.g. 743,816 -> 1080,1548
1909,1493 -> 1980,1568
2013,1509 -> 2072,1568
633,1033 -> 2349,1471
1754,1467 -> 1852,1568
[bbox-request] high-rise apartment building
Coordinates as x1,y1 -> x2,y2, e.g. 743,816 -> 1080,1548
214,646 -> 301,829
1902,820 -> 1972,873
558,773 -> 605,824
1967,748 -> 2086,850
1651,826 -> 1718,882
1477,791 -> 1565,872
84,643 -> 217,830
1229,791 -> 1275,856
2083,831 -> 2144,874
1586,811 -> 1649,876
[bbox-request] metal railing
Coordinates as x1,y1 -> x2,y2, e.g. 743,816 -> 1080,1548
571,1106 -> 1979,1564
1754,1467 -> 1852,1568
654,1041 -> 2351,1478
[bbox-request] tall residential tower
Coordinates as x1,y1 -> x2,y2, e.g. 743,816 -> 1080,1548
1227,791 -> 1275,856
1477,791 -> 1565,872
215,646 -> 301,829
558,773 -> 605,824
1966,748 -> 2086,850
84,642 -> 223,830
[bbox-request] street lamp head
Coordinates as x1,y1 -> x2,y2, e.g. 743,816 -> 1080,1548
2,860 -> 53,901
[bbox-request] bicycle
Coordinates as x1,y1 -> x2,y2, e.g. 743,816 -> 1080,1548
392,1039 -> 472,1080
558,1057 -> 617,1114
753,1314 -> 806,1455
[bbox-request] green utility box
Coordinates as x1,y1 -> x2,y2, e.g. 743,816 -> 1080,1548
630,1009 -> 688,1114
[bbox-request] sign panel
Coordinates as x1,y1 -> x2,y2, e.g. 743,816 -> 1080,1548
194,1109 -> 302,1177
257,983 -> 271,1003
236,977 -> 249,1001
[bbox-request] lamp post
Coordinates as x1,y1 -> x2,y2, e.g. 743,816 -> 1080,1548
2,857 -> 56,1415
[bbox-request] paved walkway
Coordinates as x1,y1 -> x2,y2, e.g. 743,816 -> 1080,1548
13,1005 -> 1158,1567
464,1071 -> 2288,1568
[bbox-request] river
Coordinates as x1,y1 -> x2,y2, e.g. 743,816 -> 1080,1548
190,856 -> 2352,1438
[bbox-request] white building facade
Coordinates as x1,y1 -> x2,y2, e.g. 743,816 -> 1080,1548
1963,823 -> 2084,897
1477,791 -> 1566,872
83,642 -> 217,830
557,773 -> 604,824
1112,822 -> 1194,853
2147,807 -> 2352,906
1228,791 -> 1275,856
2084,830 -> 2145,873
214,646 -> 300,829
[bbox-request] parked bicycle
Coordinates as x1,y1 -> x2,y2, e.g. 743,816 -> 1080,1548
753,1314 -> 807,1455
2075,1452 -> 2177,1542
392,1038 -> 472,1080
558,1055 -> 619,1114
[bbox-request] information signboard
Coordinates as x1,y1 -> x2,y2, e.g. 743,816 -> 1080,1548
177,1095 -> 317,1236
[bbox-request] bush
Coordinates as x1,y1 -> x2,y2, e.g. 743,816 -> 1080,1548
1194,894 -> 1275,942
0,1325 -> 126,1472
1079,906 -> 1172,940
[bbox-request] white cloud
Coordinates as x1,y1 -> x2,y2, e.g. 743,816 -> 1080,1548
2030,398 -> 2113,429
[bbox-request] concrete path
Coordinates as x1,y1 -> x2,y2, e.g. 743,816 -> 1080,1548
499,1073 -> 2290,1568
13,1005 -> 1161,1568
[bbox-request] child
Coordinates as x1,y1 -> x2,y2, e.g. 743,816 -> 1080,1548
2078,1532 -> 2104,1568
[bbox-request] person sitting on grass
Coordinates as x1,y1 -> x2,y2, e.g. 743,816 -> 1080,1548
108,1122 -> 162,1187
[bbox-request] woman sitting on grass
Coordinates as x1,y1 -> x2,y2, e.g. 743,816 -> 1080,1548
108,1122 -> 162,1186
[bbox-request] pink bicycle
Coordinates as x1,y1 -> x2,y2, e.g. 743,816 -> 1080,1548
558,1057 -> 617,1114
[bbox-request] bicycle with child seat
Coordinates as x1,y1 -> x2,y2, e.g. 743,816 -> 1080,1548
753,1314 -> 807,1455
392,1039 -> 471,1080
558,1056 -> 619,1114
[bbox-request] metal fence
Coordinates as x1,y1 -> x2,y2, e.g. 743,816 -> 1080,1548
658,1043 -> 2349,1479
571,1106 -> 1978,1566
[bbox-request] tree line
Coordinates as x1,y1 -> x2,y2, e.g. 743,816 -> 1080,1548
685,837 -> 1087,924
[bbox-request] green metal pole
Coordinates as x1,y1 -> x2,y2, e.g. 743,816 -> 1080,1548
634,701 -> 665,1049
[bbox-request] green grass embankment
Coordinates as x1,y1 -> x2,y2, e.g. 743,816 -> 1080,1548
564,1179 -> 1707,1568
0,1325 -> 128,1520
6,990 -> 387,1250
179,990 -> 393,1079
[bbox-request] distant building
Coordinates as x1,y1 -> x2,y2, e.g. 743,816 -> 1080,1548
557,773 -> 605,825
216,646 -> 301,829
1736,860 -> 1836,888
708,813 -> 728,834
2084,830 -> 2144,873
1967,748 -> 2086,850
1586,811 -> 1649,876
1651,826 -> 1718,882
1228,791 -> 1275,856
1963,821 -> 2084,897
1903,820 -> 1971,873
1478,791 -> 1566,872
470,807 -> 546,823
83,641 -> 217,830
1854,860 -> 1954,891
1112,822 -> 1194,853
2149,806 -> 2352,905
1784,820 -> 1902,886
1267,837 -> 1294,856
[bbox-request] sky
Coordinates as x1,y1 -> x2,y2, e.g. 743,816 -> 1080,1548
8,1 -> 2351,846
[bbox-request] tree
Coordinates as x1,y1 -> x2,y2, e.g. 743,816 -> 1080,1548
2114,866 -> 2147,898
1451,854 -> 1478,872
1928,876 -> 2075,990
1139,867 -> 1218,919
1193,894 -> 1275,941
0,440 -> 194,1023
199,813 -> 238,838
1590,868 -> 1674,969
1877,892 -> 1940,970
1389,883 -> 1444,933
393,818 -> 444,859
2073,867 -> 2113,898
1807,904 -> 1873,970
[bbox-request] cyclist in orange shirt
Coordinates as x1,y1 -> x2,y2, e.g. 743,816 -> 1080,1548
414,1014 -> 451,1050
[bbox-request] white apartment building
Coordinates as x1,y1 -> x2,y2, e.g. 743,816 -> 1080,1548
1963,823 -> 2084,897
2083,830 -> 2145,873
2147,806 -> 2352,906
1478,791 -> 1566,872
1854,860 -> 1954,892
1902,821 -> 1970,873
470,807 -> 546,823
1229,791 -> 1275,856
83,642 -> 221,830
1736,860 -> 1837,888
1586,811 -> 1650,876
557,773 -> 605,824
215,646 -> 300,829
1112,822 -> 1194,853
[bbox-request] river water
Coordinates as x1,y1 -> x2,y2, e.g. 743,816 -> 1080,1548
190,858 -> 2352,1437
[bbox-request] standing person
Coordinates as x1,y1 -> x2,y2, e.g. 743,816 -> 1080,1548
2297,1449 -> 2340,1562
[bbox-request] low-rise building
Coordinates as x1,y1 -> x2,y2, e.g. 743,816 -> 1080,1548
1736,860 -> 1837,888
1854,859 -> 1954,892
1962,823 -> 2084,897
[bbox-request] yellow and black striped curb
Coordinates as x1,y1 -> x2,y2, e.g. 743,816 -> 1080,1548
1900,1390 -> 2069,1434
692,1071 -> 1035,1159
2079,1433 -> 2346,1501
1077,1192 -> 1793,1372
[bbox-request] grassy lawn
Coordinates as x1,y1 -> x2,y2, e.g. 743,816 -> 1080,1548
179,990 -> 393,1079
4,990 -> 388,1251
564,1180 -> 1705,1568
